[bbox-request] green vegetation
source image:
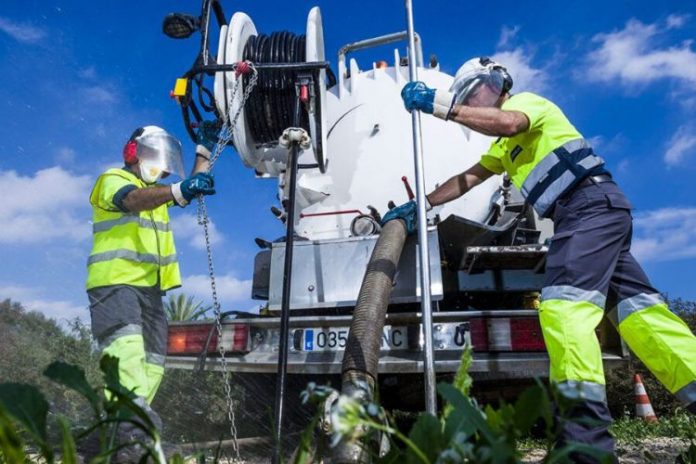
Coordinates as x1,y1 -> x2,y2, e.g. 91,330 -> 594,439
611,411 -> 696,444
0,357 -> 181,463
297,349 -> 619,463
1,296 -> 695,462
164,294 -> 211,322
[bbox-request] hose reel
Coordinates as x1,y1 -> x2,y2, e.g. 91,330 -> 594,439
214,7 -> 330,174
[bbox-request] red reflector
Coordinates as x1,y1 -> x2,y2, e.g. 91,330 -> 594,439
468,318 -> 488,352
466,317 -> 546,352
167,324 -> 217,355
510,318 -> 546,351
231,324 -> 250,352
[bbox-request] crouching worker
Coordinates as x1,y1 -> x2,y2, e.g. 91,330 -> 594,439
85,123 -> 219,459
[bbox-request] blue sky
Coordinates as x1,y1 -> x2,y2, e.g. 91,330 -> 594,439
0,0 -> 695,325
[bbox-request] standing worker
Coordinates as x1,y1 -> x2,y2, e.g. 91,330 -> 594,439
85,123 -> 219,453
385,56 -> 696,461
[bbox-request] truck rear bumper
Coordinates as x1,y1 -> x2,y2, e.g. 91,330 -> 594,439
166,351 -> 627,379
166,309 -> 628,380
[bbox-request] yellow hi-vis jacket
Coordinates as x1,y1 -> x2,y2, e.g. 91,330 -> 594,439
479,92 -> 605,217
86,168 -> 181,292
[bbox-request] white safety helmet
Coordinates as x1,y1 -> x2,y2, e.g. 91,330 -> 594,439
449,57 -> 513,108
123,126 -> 185,184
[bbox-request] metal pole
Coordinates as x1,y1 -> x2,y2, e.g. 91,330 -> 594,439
338,30 -> 424,68
404,0 -> 437,415
272,93 -> 303,464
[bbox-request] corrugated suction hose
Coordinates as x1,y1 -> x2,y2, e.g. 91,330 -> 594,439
334,218 -> 408,463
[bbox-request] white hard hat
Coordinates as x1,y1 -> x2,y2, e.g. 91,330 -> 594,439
123,126 -> 185,184
449,57 -> 513,108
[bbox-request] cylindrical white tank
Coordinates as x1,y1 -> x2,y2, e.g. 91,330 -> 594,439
294,56 -> 501,240
216,10 -> 502,241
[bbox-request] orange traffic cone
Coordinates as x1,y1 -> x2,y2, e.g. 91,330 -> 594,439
634,374 -> 658,422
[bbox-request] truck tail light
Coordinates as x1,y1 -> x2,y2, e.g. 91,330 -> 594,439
168,324 -> 217,355
467,317 -> 545,352
167,323 -> 251,355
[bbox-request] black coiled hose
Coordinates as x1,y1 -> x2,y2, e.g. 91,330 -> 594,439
242,32 -> 310,144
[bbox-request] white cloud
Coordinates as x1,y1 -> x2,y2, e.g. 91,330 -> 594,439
82,85 -> 118,104
0,17 -> 45,43
170,212 -> 224,250
666,14 -> 689,29
78,67 -> 97,80
180,273 -> 252,306
0,285 -> 87,325
0,167 -> 92,244
492,48 -> 549,94
664,124 -> 696,166
632,207 -> 696,262
585,18 -> 696,87
616,158 -> 630,174
587,135 -> 604,148
497,25 -> 521,49
55,147 -> 77,164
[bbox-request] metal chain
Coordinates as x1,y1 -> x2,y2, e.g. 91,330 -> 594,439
196,62 -> 258,463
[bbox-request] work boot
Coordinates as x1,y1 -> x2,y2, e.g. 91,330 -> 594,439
114,422 -> 155,463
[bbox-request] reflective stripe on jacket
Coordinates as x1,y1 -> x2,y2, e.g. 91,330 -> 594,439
521,139 -> 604,217
86,168 -> 181,291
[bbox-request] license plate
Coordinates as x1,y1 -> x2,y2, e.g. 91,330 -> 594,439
301,326 -> 407,352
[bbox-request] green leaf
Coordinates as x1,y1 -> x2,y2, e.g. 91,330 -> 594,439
407,413 -> 444,464
513,384 -> 547,434
293,415 -> 318,464
452,347 -> 473,397
58,417 -> 77,464
0,403 -> 27,463
110,392 -> 155,433
44,361 -> 100,410
169,454 -> 186,464
0,383 -> 49,445
100,354 -> 138,407
100,355 -> 124,394
438,383 -> 495,444
442,348 -> 474,423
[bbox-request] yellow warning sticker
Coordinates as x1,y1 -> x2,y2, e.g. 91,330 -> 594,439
173,78 -> 188,97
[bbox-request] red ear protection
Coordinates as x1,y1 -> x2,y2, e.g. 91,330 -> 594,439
123,140 -> 138,165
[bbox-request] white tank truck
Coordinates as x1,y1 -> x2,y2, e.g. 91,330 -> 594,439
162,0 -> 628,448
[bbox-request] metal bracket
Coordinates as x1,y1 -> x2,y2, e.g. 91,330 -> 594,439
279,127 -> 311,150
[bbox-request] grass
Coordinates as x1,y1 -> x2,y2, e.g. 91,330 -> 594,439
517,411 -> 696,453
610,411 -> 696,444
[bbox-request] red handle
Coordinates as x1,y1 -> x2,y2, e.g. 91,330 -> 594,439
401,176 -> 415,200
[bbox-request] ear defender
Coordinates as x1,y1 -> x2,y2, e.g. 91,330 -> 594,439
123,140 -> 138,164
123,127 -> 145,165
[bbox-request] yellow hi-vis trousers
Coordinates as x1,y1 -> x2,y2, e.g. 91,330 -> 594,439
540,180 -> 696,460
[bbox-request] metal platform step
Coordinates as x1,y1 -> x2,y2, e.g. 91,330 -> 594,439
462,245 -> 548,273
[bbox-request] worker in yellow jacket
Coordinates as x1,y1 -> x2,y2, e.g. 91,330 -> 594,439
86,123 -> 218,447
385,57 -> 696,462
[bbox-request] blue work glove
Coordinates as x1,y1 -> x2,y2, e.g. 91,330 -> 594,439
196,120 -> 222,154
401,81 -> 435,113
401,82 -> 455,120
380,200 -> 417,235
171,172 -> 216,207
